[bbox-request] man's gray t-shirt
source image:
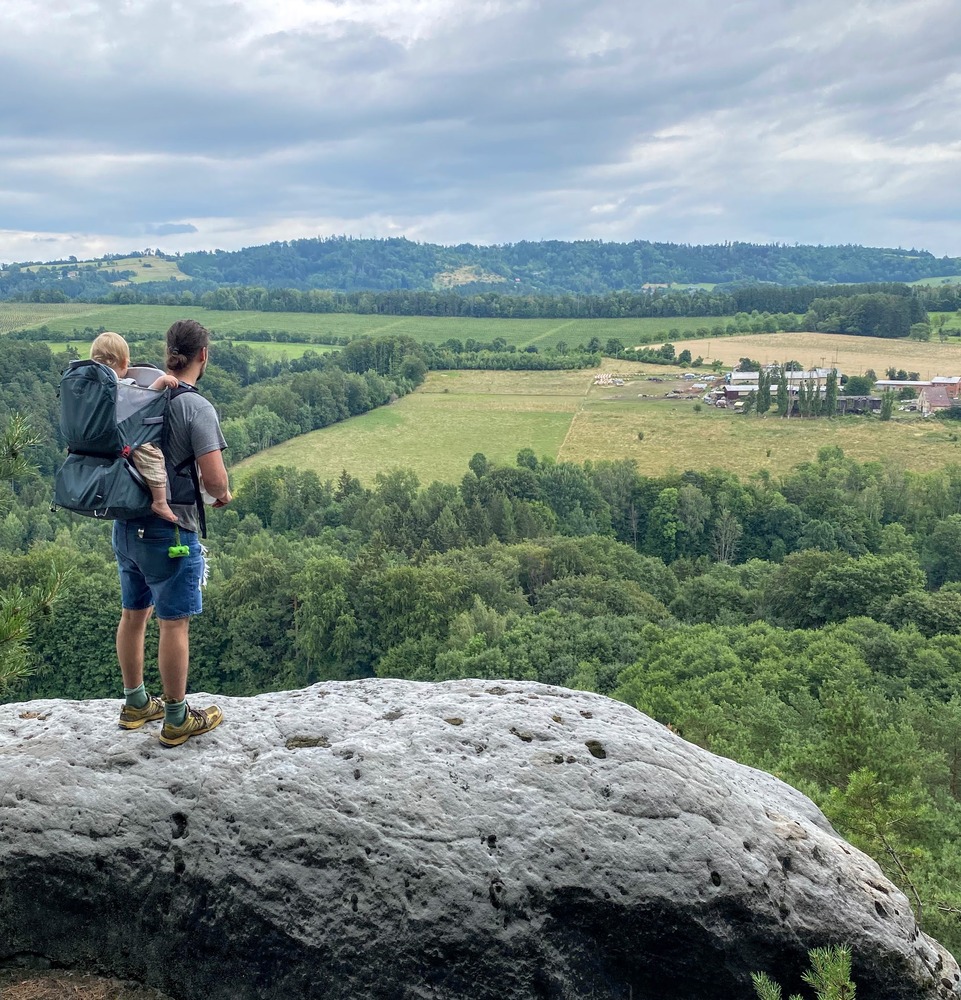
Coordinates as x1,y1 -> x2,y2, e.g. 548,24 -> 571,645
166,385 -> 226,534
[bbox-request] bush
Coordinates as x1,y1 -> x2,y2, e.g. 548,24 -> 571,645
753,945 -> 855,1000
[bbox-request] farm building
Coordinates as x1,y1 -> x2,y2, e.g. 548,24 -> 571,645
836,396 -> 882,415
727,367 -> 834,383
872,376 -> 961,402
723,368 -> 834,403
918,385 -> 955,416
783,368 -> 835,383
932,376 -> 961,397
874,380 -> 932,392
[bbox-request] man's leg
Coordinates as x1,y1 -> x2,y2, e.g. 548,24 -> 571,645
157,616 -> 190,703
151,534 -> 223,747
117,606 -> 153,690
116,606 -> 165,729
157,614 -> 223,747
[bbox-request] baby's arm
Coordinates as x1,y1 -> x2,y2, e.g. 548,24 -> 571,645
148,374 -> 181,390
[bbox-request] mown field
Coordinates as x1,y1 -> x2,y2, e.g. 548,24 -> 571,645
235,346 -> 961,486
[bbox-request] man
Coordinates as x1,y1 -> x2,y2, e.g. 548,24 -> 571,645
113,319 -> 232,747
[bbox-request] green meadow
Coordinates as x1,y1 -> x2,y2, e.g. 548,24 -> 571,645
35,339 -> 342,361
236,388 -> 579,486
4,301 -> 961,485
0,303 -> 725,351
235,363 -> 961,487
21,256 -> 190,284
909,275 -> 961,287
0,303 -> 109,335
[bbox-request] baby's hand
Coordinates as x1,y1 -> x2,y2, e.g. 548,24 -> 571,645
150,374 -> 181,390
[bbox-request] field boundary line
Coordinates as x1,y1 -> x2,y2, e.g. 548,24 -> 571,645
557,377 -> 594,459
556,409 -> 586,461
526,319 -> 577,347
363,318 -> 413,335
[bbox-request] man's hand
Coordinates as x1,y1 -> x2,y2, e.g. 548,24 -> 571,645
213,489 -> 233,508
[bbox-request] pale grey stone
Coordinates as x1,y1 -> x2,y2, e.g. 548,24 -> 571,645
0,679 -> 958,1000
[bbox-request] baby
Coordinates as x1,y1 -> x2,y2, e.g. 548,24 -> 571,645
89,332 -> 180,524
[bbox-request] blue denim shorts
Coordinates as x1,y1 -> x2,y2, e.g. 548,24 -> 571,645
112,517 -> 205,620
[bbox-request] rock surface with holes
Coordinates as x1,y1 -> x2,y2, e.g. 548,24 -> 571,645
1,679 -> 958,1000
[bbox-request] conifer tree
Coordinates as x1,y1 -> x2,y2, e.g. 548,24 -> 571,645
757,368 -> 772,415
0,416 -> 67,691
825,369 -> 838,417
775,366 -> 789,416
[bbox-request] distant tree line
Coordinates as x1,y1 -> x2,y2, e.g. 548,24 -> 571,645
135,237 -> 961,290
2,283 -> 934,340
3,236 -> 961,302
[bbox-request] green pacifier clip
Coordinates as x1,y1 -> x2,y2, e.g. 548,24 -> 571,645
168,525 -> 190,559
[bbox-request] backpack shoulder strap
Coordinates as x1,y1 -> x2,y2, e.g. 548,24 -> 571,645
164,382 -> 207,538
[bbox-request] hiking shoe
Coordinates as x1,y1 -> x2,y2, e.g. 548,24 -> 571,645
118,694 -> 165,730
160,704 -> 224,748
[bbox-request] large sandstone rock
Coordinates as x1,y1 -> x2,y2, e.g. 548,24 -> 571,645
0,679 -> 957,1000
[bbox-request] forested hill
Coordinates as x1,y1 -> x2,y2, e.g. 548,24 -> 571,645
3,237 -> 961,300
167,238 -> 961,291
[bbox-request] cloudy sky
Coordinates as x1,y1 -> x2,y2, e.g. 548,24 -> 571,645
2,0 -> 960,264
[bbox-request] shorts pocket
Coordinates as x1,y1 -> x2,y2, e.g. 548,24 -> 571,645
137,531 -> 182,585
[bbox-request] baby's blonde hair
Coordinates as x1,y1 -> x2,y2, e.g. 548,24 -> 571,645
90,332 -> 130,371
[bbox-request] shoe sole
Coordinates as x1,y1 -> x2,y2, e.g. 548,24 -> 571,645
159,713 -> 224,748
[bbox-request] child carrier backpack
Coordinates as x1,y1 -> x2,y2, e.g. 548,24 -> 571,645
52,360 -> 205,533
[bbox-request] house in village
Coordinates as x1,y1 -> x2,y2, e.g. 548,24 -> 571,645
918,385 -> 955,416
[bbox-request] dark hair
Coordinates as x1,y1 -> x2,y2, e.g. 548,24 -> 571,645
166,319 -> 210,373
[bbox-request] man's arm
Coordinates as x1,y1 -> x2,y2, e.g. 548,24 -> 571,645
196,449 -> 232,507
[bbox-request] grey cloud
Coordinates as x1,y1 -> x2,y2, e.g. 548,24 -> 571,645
1,0 -> 961,259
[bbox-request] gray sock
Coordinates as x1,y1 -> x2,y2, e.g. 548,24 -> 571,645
164,698 -> 187,727
123,683 -> 149,709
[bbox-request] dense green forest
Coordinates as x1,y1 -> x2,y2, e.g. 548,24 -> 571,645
4,440 -> 961,954
4,237 -> 961,302
171,239 -> 961,291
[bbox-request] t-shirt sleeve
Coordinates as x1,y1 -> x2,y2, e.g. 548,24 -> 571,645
188,397 -> 228,458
